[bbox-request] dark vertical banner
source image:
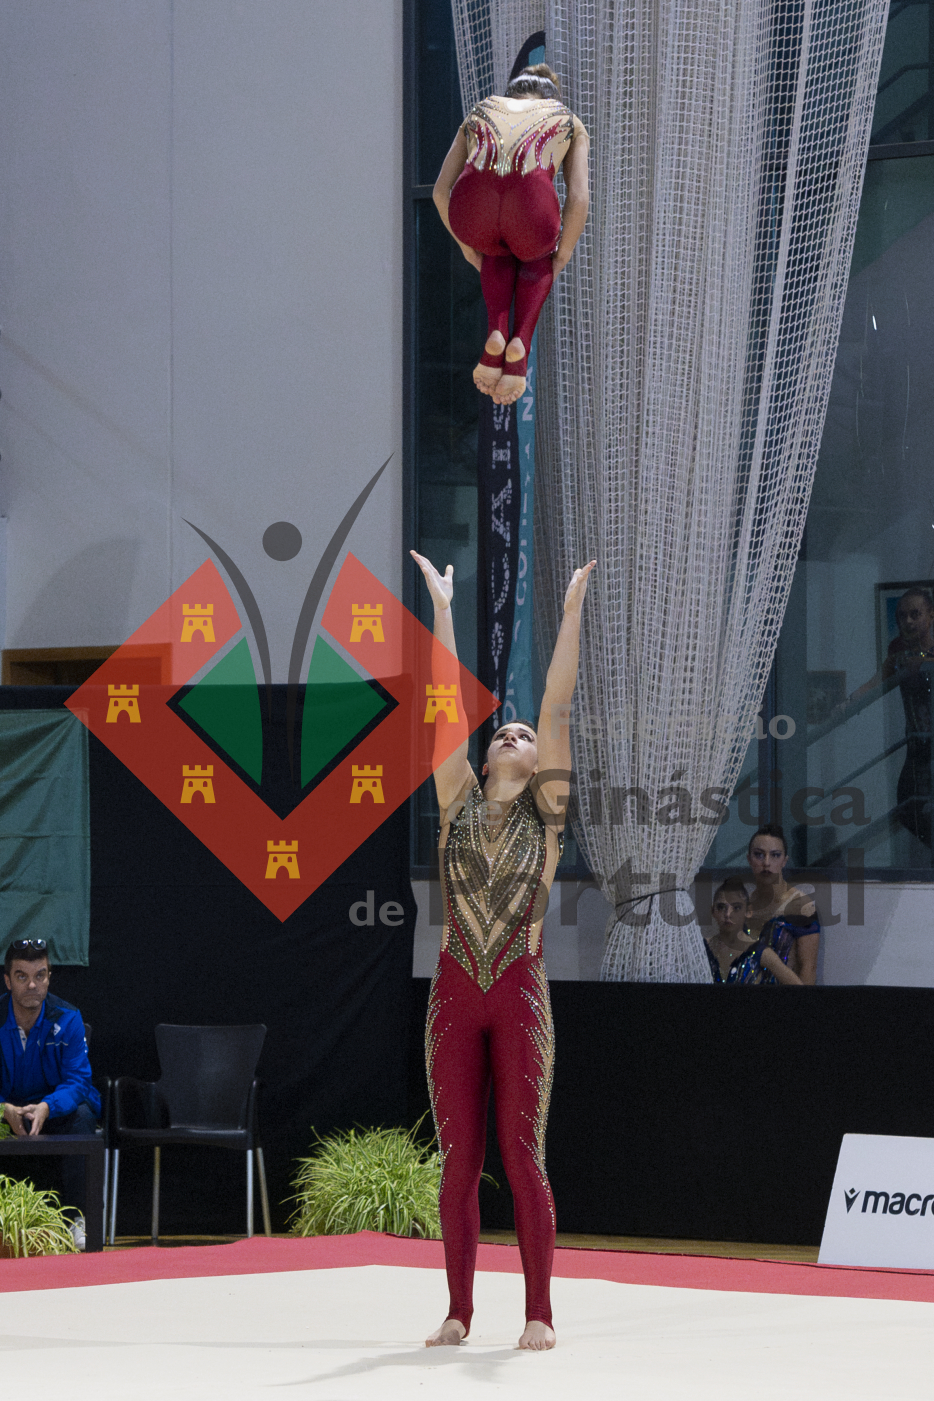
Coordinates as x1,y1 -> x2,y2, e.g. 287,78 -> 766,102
476,395 -> 522,737
475,34 -> 547,741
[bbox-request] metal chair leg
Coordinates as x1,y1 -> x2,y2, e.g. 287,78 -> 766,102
256,1147 -> 272,1237
102,1148 -> 110,1242
108,1148 -> 120,1246
246,1149 -> 254,1238
151,1146 -> 161,1245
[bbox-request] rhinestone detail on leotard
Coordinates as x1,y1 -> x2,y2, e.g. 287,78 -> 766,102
519,958 -> 557,1229
464,97 -> 574,179
443,783 -> 548,992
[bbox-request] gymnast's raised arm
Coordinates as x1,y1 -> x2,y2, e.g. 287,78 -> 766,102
533,561 -> 597,825
410,550 -> 474,817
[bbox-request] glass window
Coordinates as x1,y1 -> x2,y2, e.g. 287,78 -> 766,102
415,0 -> 464,185
409,2 -> 485,867
708,8 -> 934,879
408,4 -> 934,880
871,1 -> 933,146
770,152 -> 934,874
701,733 -> 762,870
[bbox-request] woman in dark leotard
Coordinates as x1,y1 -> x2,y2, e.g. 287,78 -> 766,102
746,825 -> 821,984
432,64 -> 590,406
411,547 -> 595,1351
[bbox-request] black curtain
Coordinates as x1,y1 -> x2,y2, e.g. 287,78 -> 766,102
0,687 -> 416,1234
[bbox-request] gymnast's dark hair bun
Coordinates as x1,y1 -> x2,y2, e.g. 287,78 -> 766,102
712,875 -> 750,903
748,822 -> 788,856
505,63 -> 561,101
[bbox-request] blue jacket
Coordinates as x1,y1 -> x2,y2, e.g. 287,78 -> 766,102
0,992 -> 100,1120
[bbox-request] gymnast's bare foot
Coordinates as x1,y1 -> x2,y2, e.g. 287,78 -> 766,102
425,1317 -> 467,1347
473,331 -> 506,396
518,1320 -> 556,1351
493,338 -> 526,404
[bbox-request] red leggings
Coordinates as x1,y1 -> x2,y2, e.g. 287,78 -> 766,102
426,950 -> 556,1331
448,166 -> 559,376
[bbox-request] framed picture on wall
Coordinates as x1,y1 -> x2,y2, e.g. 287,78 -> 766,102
875,579 -> 934,670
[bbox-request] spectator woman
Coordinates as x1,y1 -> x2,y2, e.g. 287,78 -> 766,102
745,824 -> 820,984
705,875 -> 803,985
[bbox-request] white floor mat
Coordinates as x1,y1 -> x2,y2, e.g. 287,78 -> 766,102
0,1263 -> 930,1399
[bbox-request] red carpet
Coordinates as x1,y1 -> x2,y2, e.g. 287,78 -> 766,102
0,1231 -> 931,1302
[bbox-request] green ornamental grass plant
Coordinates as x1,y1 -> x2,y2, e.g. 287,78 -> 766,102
0,1174 -> 79,1257
288,1123 -> 442,1239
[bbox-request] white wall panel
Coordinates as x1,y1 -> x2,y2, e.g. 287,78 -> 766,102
169,1 -> 403,675
0,0 -> 402,671
0,1 -> 173,645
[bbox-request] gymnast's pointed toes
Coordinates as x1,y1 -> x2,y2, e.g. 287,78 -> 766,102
474,363 -> 503,395
493,374 -> 526,404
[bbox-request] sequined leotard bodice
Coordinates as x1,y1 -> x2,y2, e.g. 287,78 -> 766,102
441,783 -> 551,992
463,96 -> 575,179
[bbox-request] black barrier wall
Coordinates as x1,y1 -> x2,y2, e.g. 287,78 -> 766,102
1,688 -> 416,1235
408,979 -> 934,1246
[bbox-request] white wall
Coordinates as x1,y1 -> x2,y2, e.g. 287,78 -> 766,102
0,1 -> 403,675
412,877 -> 934,985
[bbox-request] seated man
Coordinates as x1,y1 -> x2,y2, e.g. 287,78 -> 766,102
0,938 -> 100,1248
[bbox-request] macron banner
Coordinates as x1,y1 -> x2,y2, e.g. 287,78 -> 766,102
818,1133 -> 934,1269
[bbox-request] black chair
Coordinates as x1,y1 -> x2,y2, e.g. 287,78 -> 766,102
109,1023 -> 271,1244
86,1022 -> 114,1238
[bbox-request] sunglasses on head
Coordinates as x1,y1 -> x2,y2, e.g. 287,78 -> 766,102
9,939 -> 47,953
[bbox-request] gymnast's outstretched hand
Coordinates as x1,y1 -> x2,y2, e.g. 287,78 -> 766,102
563,560 -> 597,615
410,550 -> 453,613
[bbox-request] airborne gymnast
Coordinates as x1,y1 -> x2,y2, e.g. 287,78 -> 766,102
411,547 -> 595,1351
433,63 -> 590,405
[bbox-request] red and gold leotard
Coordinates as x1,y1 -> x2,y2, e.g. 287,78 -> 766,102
441,782 -> 551,991
426,780 -> 561,1333
447,97 -> 580,377
463,96 -> 575,179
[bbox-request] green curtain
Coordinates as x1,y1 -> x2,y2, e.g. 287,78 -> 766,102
0,711 -> 90,965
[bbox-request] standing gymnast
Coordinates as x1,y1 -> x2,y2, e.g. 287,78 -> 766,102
411,547 -> 596,1351
432,63 -> 590,405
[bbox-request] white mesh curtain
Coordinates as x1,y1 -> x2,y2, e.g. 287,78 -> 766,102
450,1 -> 888,981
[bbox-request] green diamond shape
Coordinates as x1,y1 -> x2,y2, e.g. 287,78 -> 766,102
178,636 -> 263,782
301,636 -> 389,787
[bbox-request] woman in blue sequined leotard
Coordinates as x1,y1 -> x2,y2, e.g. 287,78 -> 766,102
705,876 -> 804,985
746,824 -> 821,984
411,547 -> 595,1353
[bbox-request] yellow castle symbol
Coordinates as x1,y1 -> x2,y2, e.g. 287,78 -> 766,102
180,765 -> 215,804
180,603 -> 215,643
350,765 -> 385,803
349,604 -> 385,644
424,684 -> 459,723
106,684 -> 141,724
266,840 -> 300,880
